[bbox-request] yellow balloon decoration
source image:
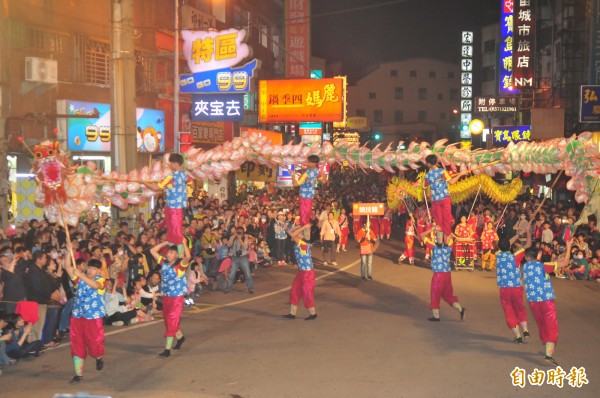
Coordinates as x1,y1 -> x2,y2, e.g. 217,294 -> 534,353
387,175 -> 523,210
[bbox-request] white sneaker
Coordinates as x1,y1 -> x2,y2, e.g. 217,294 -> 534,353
112,321 -> 124,326
332,262 -> 338,266
188,298 -> 195,305
323,262 -> 328,266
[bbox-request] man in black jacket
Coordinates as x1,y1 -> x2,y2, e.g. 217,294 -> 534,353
24,251 -> 61,341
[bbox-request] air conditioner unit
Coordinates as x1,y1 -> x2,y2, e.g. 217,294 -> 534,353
25,57 -> 58,84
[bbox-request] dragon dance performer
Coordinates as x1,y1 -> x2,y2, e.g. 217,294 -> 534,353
282,224 -> 318,320
495,232 -> 531,344
61,249 -> 106,384
398,213 -> 416,265
424,154 -> 457,245
522,239 -> 574,366
144,153 -> 191,254
380,205 -> 393,240
429,232 -> 466,322
291,155 -> 327,238
150,240 -> 192,357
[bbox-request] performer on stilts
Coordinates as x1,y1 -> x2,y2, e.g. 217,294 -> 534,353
61,248 -> 106,384
144,153 -> 191,255
291,155 -> 327,240
150,240 -> 192,357
424,154 -> 456,245
282,224 -> 318,320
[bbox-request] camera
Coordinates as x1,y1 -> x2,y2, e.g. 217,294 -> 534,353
236,250 -> 242,257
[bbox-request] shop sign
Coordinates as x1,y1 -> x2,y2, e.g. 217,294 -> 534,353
475,97 -> 518,113
179,59 -> 259,94
286,0 -> 310,78
491,125 -> 532,146
191,94 -> 244,122
580,85 -> 600,122
499,0 -> 519,94
258,78 -> 345,122
512,0 -> 535,88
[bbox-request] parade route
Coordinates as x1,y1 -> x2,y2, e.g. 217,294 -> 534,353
3,240 -> 599,398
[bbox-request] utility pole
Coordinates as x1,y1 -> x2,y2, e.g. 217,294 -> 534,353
174,0 -> 180,152
0,3 -> 10,230
111,0 -> 138,175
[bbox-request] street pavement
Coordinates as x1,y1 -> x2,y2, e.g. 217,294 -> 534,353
3,238 -> 600,398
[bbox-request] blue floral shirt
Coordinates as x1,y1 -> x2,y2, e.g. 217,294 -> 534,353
425,168 -> 450,201
159,169 -> 189,209
294,239 -> 313,271
431,245 -> 452,273
496,251 -> 522,288
523,260 -> 557,302
299,168 -> 319,199
72,274 -> 106,320
275,221 -> 287,239
160,258 -> 189,297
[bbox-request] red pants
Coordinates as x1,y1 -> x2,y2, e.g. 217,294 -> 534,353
70,317 -> 104,359
431,197 -> 453,235
162,296 -> 184,337
403,235 -> 415,258
529,300 -> 559,344
499,287 -> 527,329
289,269 -> 316,308
380,219 -> 391,236
165,207 -> 184,245
299,197 -> 313,226
430,272 -> 458,309
340,227 -> 349,245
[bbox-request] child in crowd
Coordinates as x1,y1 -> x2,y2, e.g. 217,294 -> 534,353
185,261 -> 207,306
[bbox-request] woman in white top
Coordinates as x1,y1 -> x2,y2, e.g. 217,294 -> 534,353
320,212 -> 341,266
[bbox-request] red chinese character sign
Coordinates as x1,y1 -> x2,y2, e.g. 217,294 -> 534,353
286,0 -> 310,78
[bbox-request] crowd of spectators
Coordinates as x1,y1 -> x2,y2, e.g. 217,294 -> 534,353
1,166 -> 598,377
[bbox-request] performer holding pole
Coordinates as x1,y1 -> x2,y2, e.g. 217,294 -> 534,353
144,153 -> 191,254
61,246 -> 106,384
428,231 -> 466,322
282,224 -> 318,320
150,240 -> 192,357
522,238 -> 574,365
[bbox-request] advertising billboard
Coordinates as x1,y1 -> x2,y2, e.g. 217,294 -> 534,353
258,78 -> 345,123
66,101 -> 165,153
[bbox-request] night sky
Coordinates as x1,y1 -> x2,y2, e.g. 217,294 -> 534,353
311,0 -> 501,79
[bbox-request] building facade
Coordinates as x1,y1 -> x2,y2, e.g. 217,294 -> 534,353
346,58 -> 460,145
